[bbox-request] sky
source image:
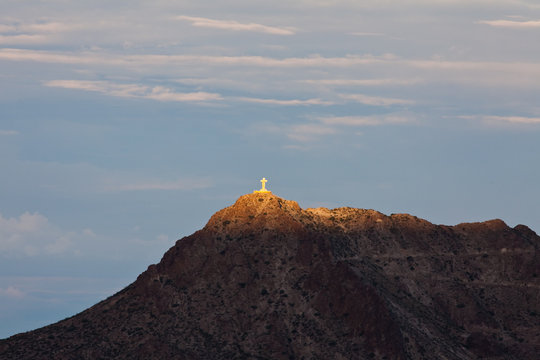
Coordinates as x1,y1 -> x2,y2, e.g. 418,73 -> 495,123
1,0 -> 540,338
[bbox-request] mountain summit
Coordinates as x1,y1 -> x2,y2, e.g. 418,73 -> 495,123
1,193 -> 539,359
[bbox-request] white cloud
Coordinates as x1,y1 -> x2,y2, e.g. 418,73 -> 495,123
340,93 -> 414,106
0,212 -> 79,257
478,19 -> 540,28
0,212 -> 49,233
146,86 -> 222,102
177,15 -> 295,35
46,80 -> 337,106
45,79 -> 142,94
0,130 -> 18,136
45,80 -> 222,102
0,208 -> 167,260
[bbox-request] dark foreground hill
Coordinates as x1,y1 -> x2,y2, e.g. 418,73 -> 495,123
1,193 -> 539,359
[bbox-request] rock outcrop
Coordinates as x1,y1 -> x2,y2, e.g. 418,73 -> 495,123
1,193 -> 539,359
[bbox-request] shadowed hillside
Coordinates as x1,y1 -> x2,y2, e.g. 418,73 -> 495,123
1,193 -> 539,359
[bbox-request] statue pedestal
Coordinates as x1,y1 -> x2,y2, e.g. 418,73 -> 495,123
253,190 -> 271,194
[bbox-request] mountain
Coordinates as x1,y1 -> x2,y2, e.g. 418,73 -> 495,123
1,193 -> 539,359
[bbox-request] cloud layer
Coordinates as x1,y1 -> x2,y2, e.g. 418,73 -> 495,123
45,80 -> 222,102
177,16 -> 295,35
0,212 -> 78,257
478,19 -> 540,28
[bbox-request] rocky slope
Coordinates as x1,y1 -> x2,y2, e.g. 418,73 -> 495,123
1,193 -> 539,359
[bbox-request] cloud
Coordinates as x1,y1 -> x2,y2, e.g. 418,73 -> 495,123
45,79 -> 144,94
5,48 -> 540,90
282,113 -> 413,143
17,22 -> 76,33
46,80 -> 336,106
0,34 -> 50,45
458,115 -> 540,124
318,114 -> 414,126
0,212 -> 78,257
257,113 -> 415,143
146,86 -> 222,102
302,78 -> 423,86
107,177 -> 212,191
0,24 -> 14,32
286,124 -> 337,142
235,97 -> 333,106
0,286 -> 24,299
0,209 -> 164,261
478,19 -> 540,28
350,32 -> 386,37
0,21 -> 80,45
0,48 -> 387,68
44,80 -> 222,102
0,21 -> 76,34
340,93 -> 414,106
177,15 -> 295,35
250,122 -> 336,142
0,130 -> 18,136
484,115 -> 540,124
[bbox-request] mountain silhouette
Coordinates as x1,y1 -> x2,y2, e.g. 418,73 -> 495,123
1,193 -> 539,359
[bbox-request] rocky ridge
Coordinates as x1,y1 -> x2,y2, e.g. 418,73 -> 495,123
0,193 -> 539,359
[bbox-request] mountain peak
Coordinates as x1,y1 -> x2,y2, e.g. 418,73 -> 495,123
205,192 -> 302,234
